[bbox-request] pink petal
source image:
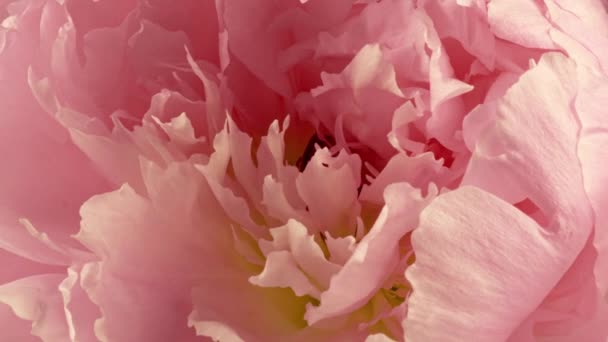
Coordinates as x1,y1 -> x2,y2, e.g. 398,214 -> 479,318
324,233 -> 356,266
306,182 -> 436,324
422,13 -> 473,151
365,333 -> 398,342
0,303 -> 39,342
488,0 -> 556,49
250,250 -> 322,298
218,0 -> 293,97
296,148 -> 361,235
0,4 -> 109,258
574,63 -> 608,311
253,219 -> 341,297
360,152 -> 446,204
508,237 -> 608,341
75,162 -> 235,341
462,53 -> 592,236
152,112 -> 204,147
59,266 -> 100,342
546,0 -> 608,74
0,274 -> 70,341
302,44 -> 405,158
0,248 -> 63,285
262,175 -> 313,228
405,186 -> 587,341
190,277 -> 309,341
79,261 -> 200,342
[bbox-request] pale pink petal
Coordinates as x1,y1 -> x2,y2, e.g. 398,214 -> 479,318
425,42 -> 474,151
0,3 -> 109,256
456,54 -> 595,339
262,175 -> 312,228
256,220 -> 341,293
250,250 -> 322,298
546,0 -> 608,74
360,152 -> 446,204
296,148 -> 361,235
313,0 -> 428,84
59,266 -> 100,342
551,0 -> 608,35
3,0 -> 608,340
508,237 -> 608,341
365,333 -> 398,342
152,112 -> 204,147
420,0 -> 497,71
143,90 -> 207,135
574,66 -> 608,300
314,44 -> 402,98
463,53 -> 592,236
75,162 -> 235,341
198,165 -> 267,238
224,116 -> 263,204
185,49 -> 226,137
405,186 -> 587,341
301,44 -> 405,158
387,102 -> 425,154
306,183 -> 436,324
79,262 -> 199,342
56,107 -> 186,193
487,0 -> 556,49
190,276 -> 309,341
462,71 -> 520,151
0,303 -> 39,342
324,233 -> 357,266
0,275 -> 70,342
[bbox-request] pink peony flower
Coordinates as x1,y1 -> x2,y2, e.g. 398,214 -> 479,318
1,0 -> 607,341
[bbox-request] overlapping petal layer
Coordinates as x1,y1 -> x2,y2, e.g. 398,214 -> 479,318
1,0 -> 607,341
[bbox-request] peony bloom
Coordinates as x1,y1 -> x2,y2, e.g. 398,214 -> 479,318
1,0 -> 607,341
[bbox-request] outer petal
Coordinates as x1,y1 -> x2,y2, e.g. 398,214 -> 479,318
75,162 -> 229,341
462,53 -> 592,237
507,236 -> 608,341
487,0 -> 556,49
576,67 -> 608,297
405,186 -> 588,341
77,262 -> 200,342
545,0 -> 608,74
520,64 -> 608,341
0,5 -> 109,253
457,52 -> 596,339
